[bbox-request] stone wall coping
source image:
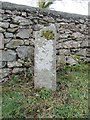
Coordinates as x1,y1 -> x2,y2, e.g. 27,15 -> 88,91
0,1 -> 88,20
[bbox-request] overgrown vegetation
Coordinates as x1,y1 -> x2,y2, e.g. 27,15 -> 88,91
38,0 -> 53,9
2,63 -> 88,118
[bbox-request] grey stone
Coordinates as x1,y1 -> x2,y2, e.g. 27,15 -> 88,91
7,28 -> 18,33
0,27 -> 5,32
56,42 -> 63,49
33,24 -> 44,31
7,61 -> 22,67
72,32 -> 84,39
6,39 -> 24,48
79,19 -> 84,24
12,68 -> 23,74
0,17 -> 2,21
13,16 -> 26,23
17,59 -> 24,64
63,41 -> 80,48
77,49 -> 87,57
10,24 -> 18,28
0,61 -> 6,68
19,19 -> 31,26
56,55 -> 66,71
0,68 -> 11,79
86,57 -> 90,62
59,49 -> 70,55
16,46 -> 34,60
13,10 -> 21,15
29,38 -> 35,46
0,33 -> 4,49
0,9 -> 4,14
43,16 -> 55,23
0,22 -> 9,28
5,10 -> 12,14
66,56 -> 78,65
81,40 -> 88,47
24,40 -> 29,45
22,12 -> 27,17
59,34 -> 69,39
34,24 -> 56,91
4,39 -> 11,44
5,32 -> 13,38
16,29 -> 32,39
2,50 -> 16,62
0,50 -> 2,62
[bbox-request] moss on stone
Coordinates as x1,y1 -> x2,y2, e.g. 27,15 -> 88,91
41,30 -> 55,40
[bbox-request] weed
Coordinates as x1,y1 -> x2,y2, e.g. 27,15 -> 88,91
39,88 -> 51,100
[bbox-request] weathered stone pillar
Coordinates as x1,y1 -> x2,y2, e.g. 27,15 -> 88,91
34,24 -> 56,91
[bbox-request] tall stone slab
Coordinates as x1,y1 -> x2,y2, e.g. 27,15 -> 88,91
34,24 -> 56,91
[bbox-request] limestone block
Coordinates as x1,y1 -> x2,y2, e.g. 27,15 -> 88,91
6,39 -> 24,48
12,68 -> 23,74
16,46 -> 34,60
10,24 -> 18,28
34,24 -> 56,91
0,33 -> 4,49
0,27 -> 5,32
2,50 -> 16,62
16,29 -> 32,39
0,22 -> 9,28
7,28 -> 18,33
5,32 -> 13,38
66,56 -> 78,65
0,68 -> 11,79
7,61 -> 22,68
0,61 -> 6,68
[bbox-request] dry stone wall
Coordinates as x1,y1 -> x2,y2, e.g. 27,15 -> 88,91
0,1 -> 89,82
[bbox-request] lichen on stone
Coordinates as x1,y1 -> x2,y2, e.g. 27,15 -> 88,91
41,30 -> 55,40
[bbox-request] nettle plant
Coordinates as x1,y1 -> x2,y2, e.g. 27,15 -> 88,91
41,30 -> 55,40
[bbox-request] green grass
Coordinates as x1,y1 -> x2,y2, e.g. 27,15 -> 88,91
2,63 -> 88,118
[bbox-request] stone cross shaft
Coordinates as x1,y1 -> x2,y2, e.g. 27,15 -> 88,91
34,24 -> 56,91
